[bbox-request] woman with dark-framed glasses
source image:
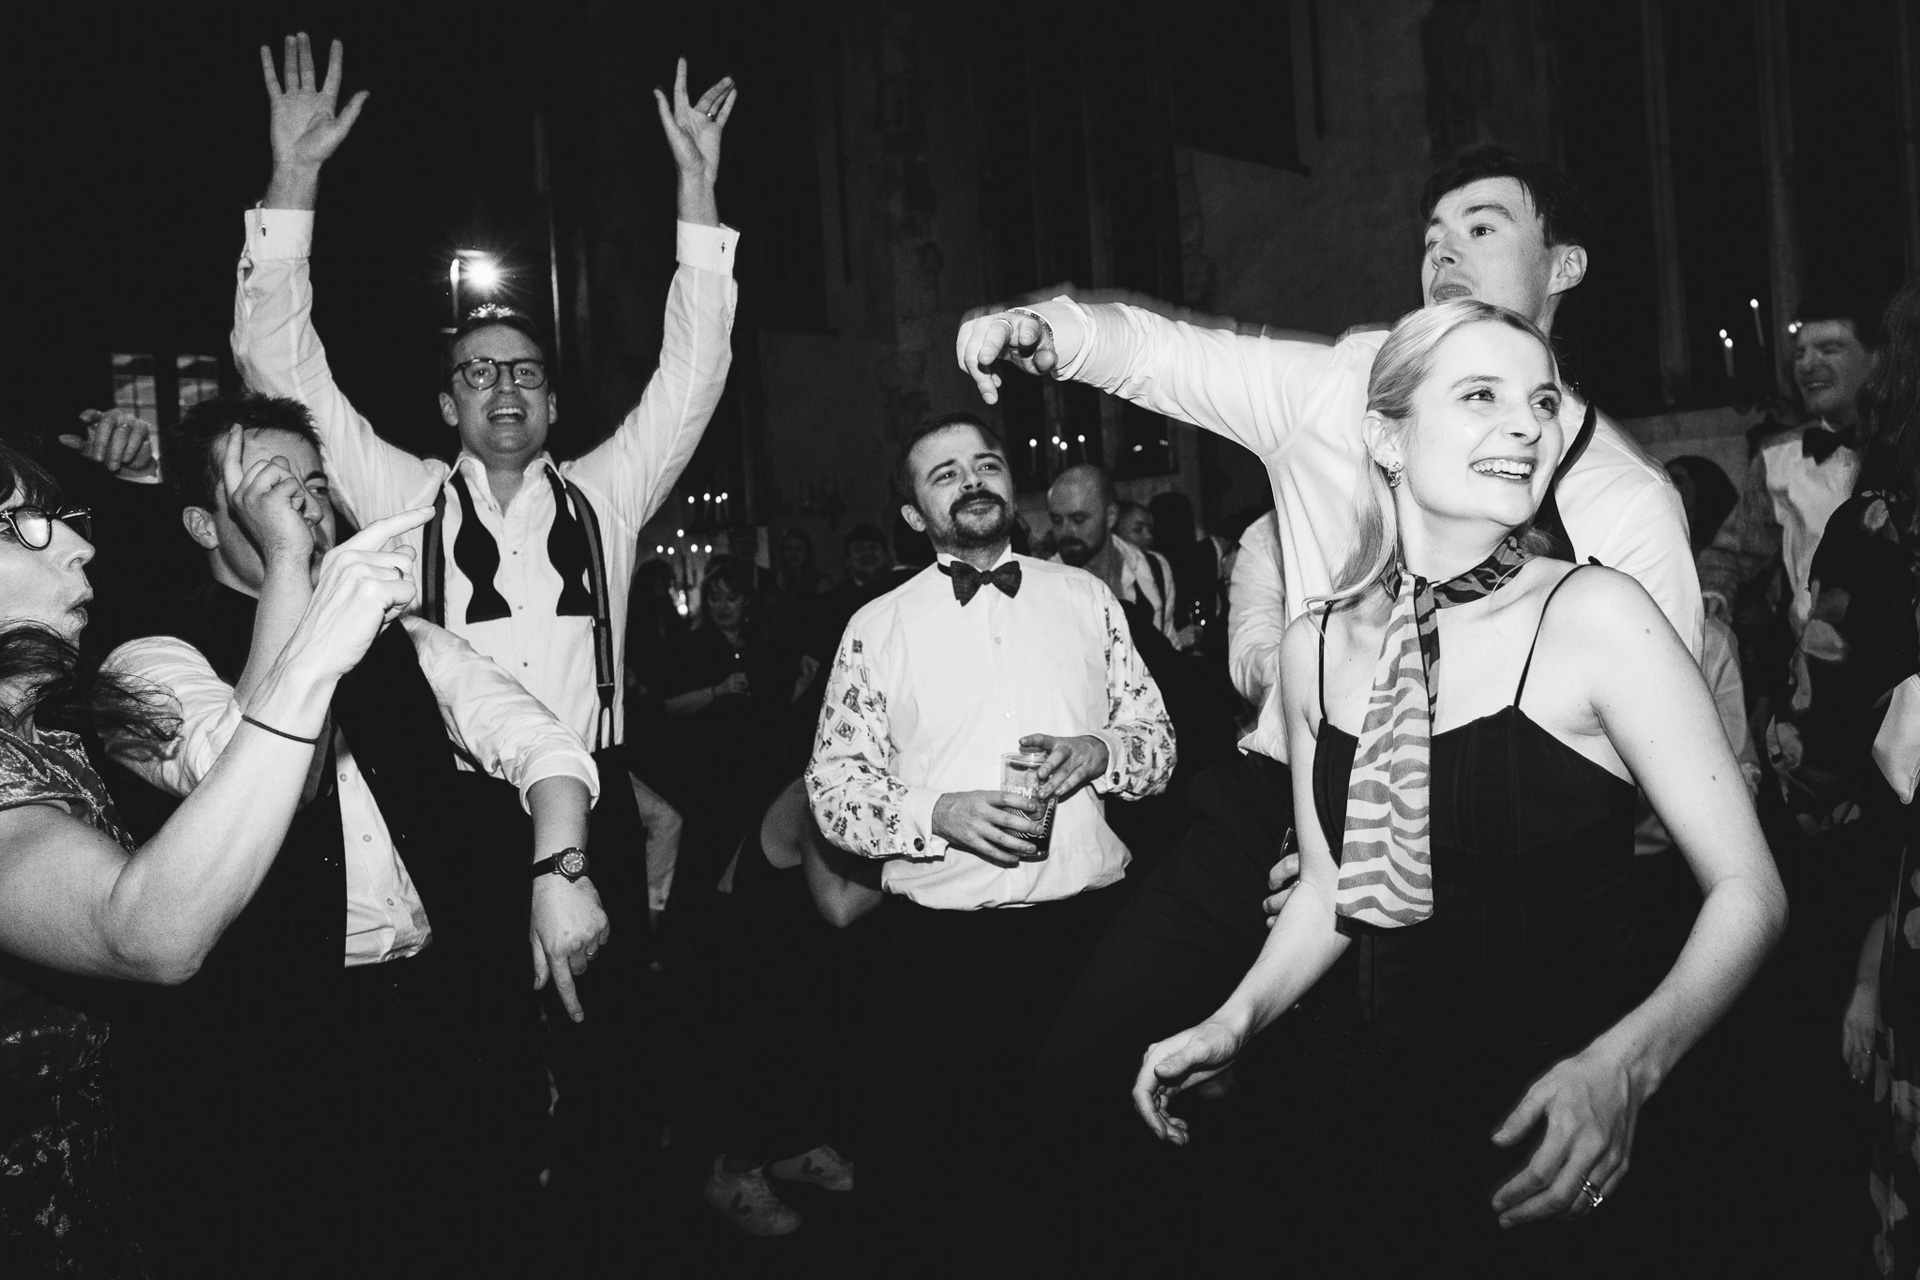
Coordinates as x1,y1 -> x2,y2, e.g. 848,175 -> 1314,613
0,436 -> 427,1275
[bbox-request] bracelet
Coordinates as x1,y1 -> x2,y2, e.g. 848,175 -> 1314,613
241,713 -> 322,745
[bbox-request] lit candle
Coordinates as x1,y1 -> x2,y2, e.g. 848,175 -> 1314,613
1749,298 -> 1765,348
1719,329 -> 1735,381
1029,437 -> 1039,472
1076,433 -> 1087,463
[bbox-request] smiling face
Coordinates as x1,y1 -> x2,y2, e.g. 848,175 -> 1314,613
1792,318 -> 1876,423
1376,320 -> 1565,536
0,485 -> 94,645
1047,470 -> 1114,567
900,424 -> 1016,553
1421,177 -> 1584,331
438,323 -> 555,469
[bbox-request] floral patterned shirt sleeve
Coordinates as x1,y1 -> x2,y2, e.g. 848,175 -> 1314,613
805,623 -> 928,860
1087,589 -> 1176,800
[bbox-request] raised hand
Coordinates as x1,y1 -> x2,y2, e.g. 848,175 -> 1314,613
279,507 -> 431,682
955,308 -> 1059,406
61,408 -> 160,481
220,426 -> 316,571
261,33 -> 367,208
653,56 -> 736,219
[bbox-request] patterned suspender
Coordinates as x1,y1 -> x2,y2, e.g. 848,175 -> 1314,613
420,473 -> 617,752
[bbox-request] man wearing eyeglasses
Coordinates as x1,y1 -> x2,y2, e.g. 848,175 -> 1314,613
230,35 -> 737,1258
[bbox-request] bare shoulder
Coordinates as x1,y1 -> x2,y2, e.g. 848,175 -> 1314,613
1538,562 -> 1680,653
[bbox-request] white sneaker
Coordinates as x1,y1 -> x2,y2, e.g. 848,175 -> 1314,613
704,1156 -> 803,1237
768,1143 -> 855,1193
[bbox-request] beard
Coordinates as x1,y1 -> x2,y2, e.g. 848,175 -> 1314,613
1054,535 -> 1099,566
945,492 -> 1012,549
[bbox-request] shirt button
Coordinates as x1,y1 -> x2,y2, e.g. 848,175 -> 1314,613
914,838 -> 925,851
362,834 -> 372,843
339,773 -> 348,783
386,897 -> 396,907
994,637 -> 1002,645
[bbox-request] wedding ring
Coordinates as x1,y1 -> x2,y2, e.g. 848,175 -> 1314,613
1579,1178 -> 1605,1210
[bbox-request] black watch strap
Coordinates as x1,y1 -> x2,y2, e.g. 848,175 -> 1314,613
531,847 -> 590,881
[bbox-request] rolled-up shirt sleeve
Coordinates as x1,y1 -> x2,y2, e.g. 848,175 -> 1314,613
402,617 -> 599,809
102,637 -> 244,797
1227,513 -> 1286,710
805,624 -> 940,862
1089,590 -> 1176,799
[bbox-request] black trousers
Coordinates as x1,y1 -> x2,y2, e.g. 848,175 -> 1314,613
869,886 -> 1121,1276
118,944 -> 545,1280
1024,753 -> 1291,1274
536,746 -> 653,1271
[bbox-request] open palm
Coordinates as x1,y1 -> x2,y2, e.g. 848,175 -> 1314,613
653,57 -> 736,186
261,32 -> 367,170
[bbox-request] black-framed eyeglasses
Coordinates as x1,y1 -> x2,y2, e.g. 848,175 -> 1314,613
450,357 -> 548,392
0,507 -> 92,550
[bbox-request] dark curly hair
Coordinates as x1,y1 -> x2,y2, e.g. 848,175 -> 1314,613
0,436 -> 175,748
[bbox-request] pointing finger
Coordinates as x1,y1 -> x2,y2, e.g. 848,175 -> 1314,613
340,506 -> 433,552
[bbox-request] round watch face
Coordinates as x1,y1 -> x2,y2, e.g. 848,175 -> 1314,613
556,848 -> 589,880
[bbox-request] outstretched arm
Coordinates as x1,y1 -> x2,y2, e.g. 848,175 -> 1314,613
955,293 -> 1339,463
570,58 -> 739,526
237,35 -> 441,529
13,509 -> 429,983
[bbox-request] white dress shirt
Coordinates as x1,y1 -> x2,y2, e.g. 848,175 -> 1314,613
1699,427 -> 1860,637
107,617 -> 600,966
1227,511 -> 1287,762
233,208 -> 739,747
806,552 -> 1176,910
1031,298 -> 1705,725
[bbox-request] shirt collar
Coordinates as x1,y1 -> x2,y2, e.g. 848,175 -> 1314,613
451,451 -> 560,507
934,546 -> 1018,572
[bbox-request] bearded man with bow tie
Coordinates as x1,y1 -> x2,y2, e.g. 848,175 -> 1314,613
806,411 -> 1173,1267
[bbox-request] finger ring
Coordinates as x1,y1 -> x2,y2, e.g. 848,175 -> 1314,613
706,109 -> 717,121
1580,1178 -> 1605,1211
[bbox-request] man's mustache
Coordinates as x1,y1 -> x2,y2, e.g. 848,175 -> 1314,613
950,492 -> 1007,520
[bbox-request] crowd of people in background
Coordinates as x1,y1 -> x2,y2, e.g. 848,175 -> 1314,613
11,27 -> 1920,1280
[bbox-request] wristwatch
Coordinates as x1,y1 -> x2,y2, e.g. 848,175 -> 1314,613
530,847 -> 591,882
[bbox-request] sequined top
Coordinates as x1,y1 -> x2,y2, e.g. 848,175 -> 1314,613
0,723 -> 144,1277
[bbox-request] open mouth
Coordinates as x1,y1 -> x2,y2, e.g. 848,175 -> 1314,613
1470,458 -> 1535,482
486,405 -> 528,424
1431,281 -> 1474,302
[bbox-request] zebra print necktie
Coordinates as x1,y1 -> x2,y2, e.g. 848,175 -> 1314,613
1335,535 -> 1531,929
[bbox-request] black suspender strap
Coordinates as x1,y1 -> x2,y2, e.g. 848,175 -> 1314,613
422,486 -> 449,627
562,479 -> 617,753
420,471 -> 615,751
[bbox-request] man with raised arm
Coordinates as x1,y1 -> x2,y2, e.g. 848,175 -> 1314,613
105,396 -> 601,1277
962,147 -> 1701,1269
232,36 -> 736,1245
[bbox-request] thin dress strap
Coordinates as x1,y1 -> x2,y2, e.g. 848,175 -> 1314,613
1514,565 -> 1591,707
1317,602 -> 1333,722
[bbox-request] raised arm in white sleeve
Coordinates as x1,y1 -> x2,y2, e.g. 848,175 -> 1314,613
232,208 -> 446,530
564,223 -> 739,529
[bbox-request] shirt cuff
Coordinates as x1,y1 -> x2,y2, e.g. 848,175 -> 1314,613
901,785 -> 946,860
1087,729 -> 1128,795
1035,295 -> 1096,382
677,221 -> 740,276
244,207 -> 314,262
514,756 -> 602,814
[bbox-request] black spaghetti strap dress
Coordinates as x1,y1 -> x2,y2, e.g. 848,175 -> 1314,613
1309,568 -> 1648,1271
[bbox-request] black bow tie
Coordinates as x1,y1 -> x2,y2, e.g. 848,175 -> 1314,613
448,466 -> 594,624
939,559 -> 1022,604
1803,423 -> 1860,464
